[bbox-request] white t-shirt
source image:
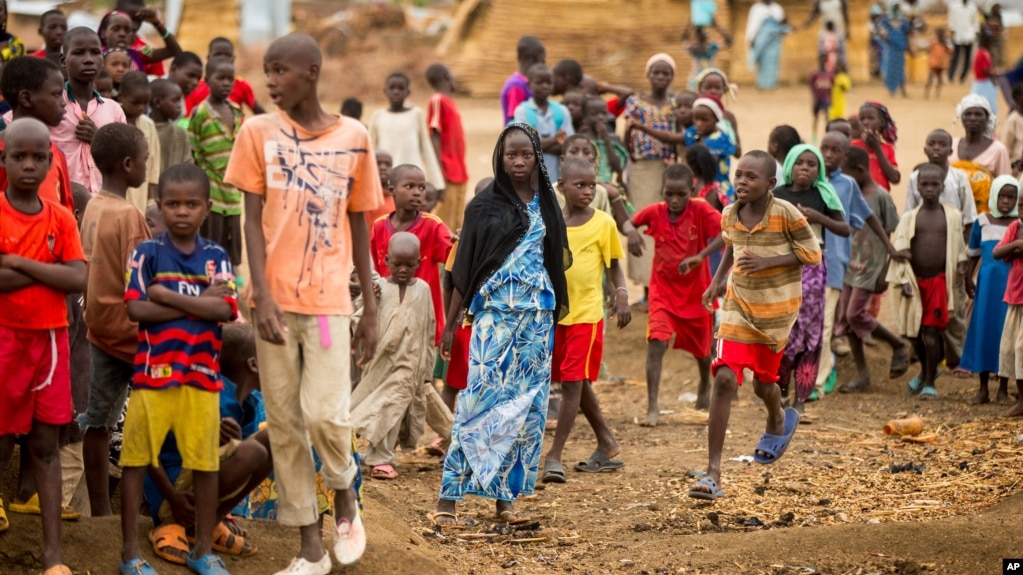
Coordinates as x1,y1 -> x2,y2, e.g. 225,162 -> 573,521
904,166 -> 978,226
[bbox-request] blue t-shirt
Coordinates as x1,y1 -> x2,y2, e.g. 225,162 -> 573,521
124,233 -> 237,392
143,376 -> 265,522
824,169 -> 872,289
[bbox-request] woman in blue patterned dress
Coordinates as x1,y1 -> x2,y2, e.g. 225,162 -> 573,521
880,5 -> 911,97
432,123 -> 570,526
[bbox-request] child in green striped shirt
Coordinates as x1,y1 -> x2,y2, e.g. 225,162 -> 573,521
188,57 -> 243,265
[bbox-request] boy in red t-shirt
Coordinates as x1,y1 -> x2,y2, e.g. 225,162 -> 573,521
0,118 -> 87,574
185,37 -> 267,117
624,164 -> 723,425
370,164 -> 453,346
425,64 -> 469,231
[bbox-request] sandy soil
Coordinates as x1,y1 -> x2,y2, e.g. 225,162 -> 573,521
4,46 -> 1023,575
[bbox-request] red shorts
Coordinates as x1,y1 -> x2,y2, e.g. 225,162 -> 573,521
552,322 -> 603,382
711,339 -> 784,385
0,326 -> 72,435
917,274 -> 949,330
445,324 -> 472,391
647,310 -> 713,358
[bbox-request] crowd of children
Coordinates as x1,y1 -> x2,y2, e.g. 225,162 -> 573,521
4,6 -> 1023,575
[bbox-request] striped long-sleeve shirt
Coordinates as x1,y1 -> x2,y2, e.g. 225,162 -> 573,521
717,192 -> 823,351
188,100 -> 242,216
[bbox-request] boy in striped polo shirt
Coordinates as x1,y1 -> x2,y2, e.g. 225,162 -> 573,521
188,57 -> 243,265
689,150 -> 822,501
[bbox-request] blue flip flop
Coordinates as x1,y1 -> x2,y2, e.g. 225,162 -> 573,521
687,476 -> 724,500
119,558 -> 159,575
753,407 -> 800,465
918,386 -> 938,400
186,552 -> 230,575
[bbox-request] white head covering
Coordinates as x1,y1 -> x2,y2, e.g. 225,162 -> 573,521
990,174 -> 1020,218
955,94 -> 998,138
645,53 -> 677,75
693,97 -> 724,121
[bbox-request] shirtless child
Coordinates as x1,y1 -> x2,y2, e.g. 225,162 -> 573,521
887,163 -> 967,399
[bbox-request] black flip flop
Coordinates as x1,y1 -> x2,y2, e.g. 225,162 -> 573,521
542,461 -> 567,483
574,451 -> 625,473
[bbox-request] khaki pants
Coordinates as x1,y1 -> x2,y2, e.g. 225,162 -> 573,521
625,159 -> 666,286
434,181 -> 469,232
815,287 -> 843,396
257,313 -> 357,527
401,380 -> 454,451
944,283 -> 967,368
59,441 -> 88,515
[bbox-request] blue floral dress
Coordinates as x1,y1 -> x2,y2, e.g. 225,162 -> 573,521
440,194 -> 555,502
684,127 -> 736,199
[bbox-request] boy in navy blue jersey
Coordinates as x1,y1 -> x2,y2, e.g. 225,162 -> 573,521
119,163 -> 238,575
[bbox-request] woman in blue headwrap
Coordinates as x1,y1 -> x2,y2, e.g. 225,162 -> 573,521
772,145 -> 851,412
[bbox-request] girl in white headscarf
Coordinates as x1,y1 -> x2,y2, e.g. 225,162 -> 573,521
961,175 -> 1019,404
952,93 -> 1012,215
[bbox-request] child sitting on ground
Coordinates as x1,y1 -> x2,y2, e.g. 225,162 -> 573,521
772,145 -> 851,412
352,233 -> 437,480
120,163 -> 237,575
835,146 -> 910,393
625,164 -> 723,422
541,158 -> 631,482
79,123 -> 152,518
189,58 -> 243,266
992,189 -> 1023,417
689,151 -> 822,501
0,118 -> 87,574
150,79 -> 193,174
852,101 -> 901,191
120,72 -> 161,212
887,163 -> 968,400
370,72 -> 445,195
513,63 -> 573,182
961,176 -> 1019,404
144,322 -> 271,566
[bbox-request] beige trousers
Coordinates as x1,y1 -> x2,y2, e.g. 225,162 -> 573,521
257,313 -> 358,527
815,287 -> 843,396
626,159 -> 666,286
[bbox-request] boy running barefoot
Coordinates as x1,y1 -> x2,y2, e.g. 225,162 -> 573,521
0,118 -> 87,575
542,159 -> 630,482
624,164 -> 722,421
225,34 -> 380,574
689,151 -> 822,500
887,164 -> 968,400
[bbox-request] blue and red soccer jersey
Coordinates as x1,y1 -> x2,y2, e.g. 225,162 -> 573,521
124,233 -> 238,392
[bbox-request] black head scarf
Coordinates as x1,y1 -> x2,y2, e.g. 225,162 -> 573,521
451,123 -> 571,320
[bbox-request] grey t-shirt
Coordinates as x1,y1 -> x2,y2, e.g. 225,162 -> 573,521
846,188 -> 899,291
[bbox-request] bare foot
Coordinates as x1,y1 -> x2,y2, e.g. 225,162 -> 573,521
996,392 -> 1012,405
968,391 -> 990,405
640,411 -> 659,427
1003,401 -> 1023,417
839,376 -> 872,394
695,392 -> 710,410
793,401 -> 805,414
764,405 -> 785,437
597,437 -> 621,460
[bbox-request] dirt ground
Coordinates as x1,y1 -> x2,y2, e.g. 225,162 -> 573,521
5,42 -> 1023,575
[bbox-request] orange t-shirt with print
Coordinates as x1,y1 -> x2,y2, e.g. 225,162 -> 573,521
0,195 -> 85,329
0,139 -> 75,214
225,111 -> 382,315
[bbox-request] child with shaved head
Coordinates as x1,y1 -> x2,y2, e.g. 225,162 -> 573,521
351,232 -> 436,480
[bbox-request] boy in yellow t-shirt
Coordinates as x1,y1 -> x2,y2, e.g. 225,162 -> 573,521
540,158 -> 631,483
